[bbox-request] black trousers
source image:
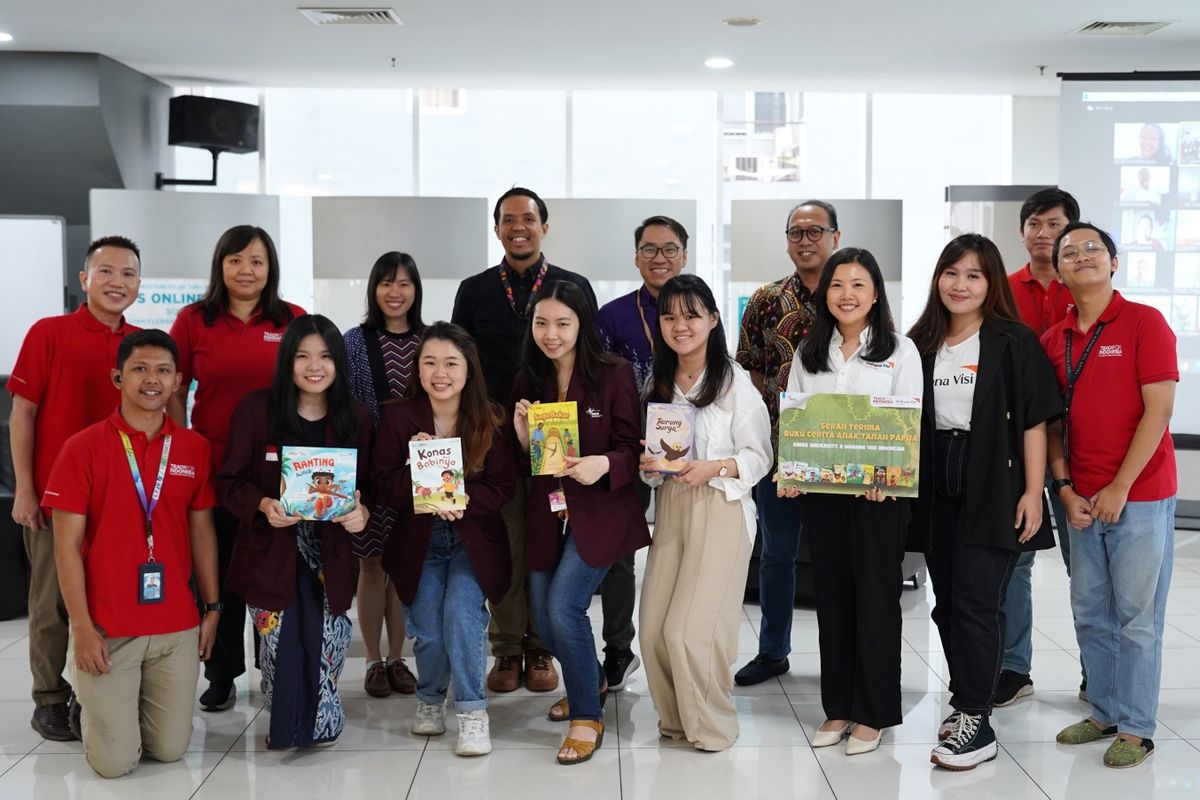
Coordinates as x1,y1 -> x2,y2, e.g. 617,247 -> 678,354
599,479 -> 649,653
204,505 -> 250,684
925,431 -> 1020,715
802,493 -> 907,730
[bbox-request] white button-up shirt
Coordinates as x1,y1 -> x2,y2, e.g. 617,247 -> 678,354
786,327 -> 924,397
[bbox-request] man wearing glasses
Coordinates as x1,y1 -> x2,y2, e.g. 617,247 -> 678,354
594,215 -> 689,692
734,200 -> 840,686
1043,222 -> 1177,769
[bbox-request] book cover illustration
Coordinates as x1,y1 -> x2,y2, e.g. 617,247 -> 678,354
527,401 -> 579,476
280,446 -> 357,521
408,437 -> 468,514
644,402 -> 696,475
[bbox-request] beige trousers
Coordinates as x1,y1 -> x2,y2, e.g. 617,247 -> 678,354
638,481 -> 752,751
69,626 -> 200,778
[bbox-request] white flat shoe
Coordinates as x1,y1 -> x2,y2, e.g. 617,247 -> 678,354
846,729 -> 882,755
812,722 -> 852,747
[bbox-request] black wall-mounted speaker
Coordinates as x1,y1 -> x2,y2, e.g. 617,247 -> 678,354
168,96 -> 260,154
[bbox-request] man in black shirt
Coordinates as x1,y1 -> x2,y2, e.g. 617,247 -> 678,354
451,187 -> 596,693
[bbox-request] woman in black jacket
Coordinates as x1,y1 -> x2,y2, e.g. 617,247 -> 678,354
907,234 -> 1062,771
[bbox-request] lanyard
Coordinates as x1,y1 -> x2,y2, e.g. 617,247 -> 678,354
1062,322 -> 1105,460
119,431 -> 172,562
635,288 -> 655,354
499,260 -> 549,319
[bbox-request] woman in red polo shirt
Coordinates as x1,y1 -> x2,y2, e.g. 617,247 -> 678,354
216,314 -> 371,749
168,225 -> 305,712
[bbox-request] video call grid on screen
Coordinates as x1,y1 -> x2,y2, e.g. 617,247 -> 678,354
1061,78 -> 1200,433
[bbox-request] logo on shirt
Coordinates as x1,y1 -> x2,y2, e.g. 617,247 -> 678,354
263,331 -> 283,343
1098,344 -> 1124,358
865,360 -> 896,370
933,365 -> 978,387
169,464 -> 196,478
585,406 -> 602,418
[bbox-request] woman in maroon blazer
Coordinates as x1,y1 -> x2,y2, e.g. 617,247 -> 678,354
374,322 -> 516,757
512,281 -> 651,765
216,314 -> 372,750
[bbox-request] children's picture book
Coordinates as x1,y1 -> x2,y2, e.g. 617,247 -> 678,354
644,402 -> 696,475
408,437 -> 468,514
280,446 -> 358,521
527,401 -> 579,476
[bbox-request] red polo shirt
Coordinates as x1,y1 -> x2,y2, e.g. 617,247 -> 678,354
1040,291 -> 1177,501
6,305 -> 140,510
1009,263 -> 1074,336
169,302 -> 305,469
42,411 -> 216,638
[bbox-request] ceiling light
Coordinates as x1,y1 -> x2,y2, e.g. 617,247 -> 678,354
705,57 -> 734,69
722,17 -> 762,27
0,32 -> 13,43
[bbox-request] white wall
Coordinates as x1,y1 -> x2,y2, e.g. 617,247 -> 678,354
1012,96 -> 1060,186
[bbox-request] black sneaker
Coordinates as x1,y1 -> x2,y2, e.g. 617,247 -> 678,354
199,681 -> 236,712
992,670 -> 1034,707
930,713 -> 998,770
937,710 -> 961,740
603,649 -> 641,691
734,655 -> 789,686
31,703 -> 77,742
1079,679 -> 1089,703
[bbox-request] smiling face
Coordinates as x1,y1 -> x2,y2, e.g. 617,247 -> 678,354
826,261 -> 877,333
659,294 -> 718,362
292,333 -> 336,397
418,337 -> 468,402
1140,124 -> 1162,159
81,246 -> 141,319
787,204 -> 840,277
937,251 -> 988,321
1021,205 -> 1070,266
115,345 -> 181,414
1056,228 -> 1117,293
531,297 -> 580,363
494,196 -> 547,264
635,224 -> 687,294
375,266 -> 416,329
221,238 -> 270,303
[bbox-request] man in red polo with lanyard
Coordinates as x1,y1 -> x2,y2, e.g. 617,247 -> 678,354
1042,222 -> 1177,769
7,236 -> 142,741
45,329 -> 221,778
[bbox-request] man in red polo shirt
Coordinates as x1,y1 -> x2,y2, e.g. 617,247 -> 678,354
995,188 -> 1081,708
45,329 -> 220,778
7,236 -> 142,741
1042,222 -> 1177,769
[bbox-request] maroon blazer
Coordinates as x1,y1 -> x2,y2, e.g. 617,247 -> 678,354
216,389 -> 373,615
511,358 -> 650,570
374,395 -> 516,605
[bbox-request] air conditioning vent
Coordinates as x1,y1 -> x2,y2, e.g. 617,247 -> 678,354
299,8 -> 404,26
1072,20 -> 1170,36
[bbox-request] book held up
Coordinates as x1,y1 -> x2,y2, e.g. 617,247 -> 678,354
643,402 -> 696,475
409,437 -> 468,514
527,401 -> 579,476
280,446 -> 358,520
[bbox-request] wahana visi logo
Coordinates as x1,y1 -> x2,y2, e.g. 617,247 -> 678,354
169,463 -> 196,478
1098,344 -> 1124,358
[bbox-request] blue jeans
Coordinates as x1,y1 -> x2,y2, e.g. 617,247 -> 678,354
1070,497 -> 1174,738
753,473 -> 804,661
1001,474 -> 1072,674
529,531 -> 610,721
404,521 -> 489,712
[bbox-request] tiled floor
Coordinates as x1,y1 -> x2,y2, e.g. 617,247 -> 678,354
3,531 -> 1200,799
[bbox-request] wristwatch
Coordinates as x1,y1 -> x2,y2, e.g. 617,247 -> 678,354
1051,478 -> 1074,496
202,601 -> 225,614
718,460 -> 729,478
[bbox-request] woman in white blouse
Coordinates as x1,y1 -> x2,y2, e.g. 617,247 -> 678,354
781,247 -> 922,755
638,274 -> 772,751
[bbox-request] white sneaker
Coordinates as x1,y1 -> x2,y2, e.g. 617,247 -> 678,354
455,710 -> 492,756
412,701 -> 446,736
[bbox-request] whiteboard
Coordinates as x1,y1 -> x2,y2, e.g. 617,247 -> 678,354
0,216 -> 67,375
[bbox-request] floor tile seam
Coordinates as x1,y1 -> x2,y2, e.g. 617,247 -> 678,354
187,704 -> 263,800
996,741 -> 1054,800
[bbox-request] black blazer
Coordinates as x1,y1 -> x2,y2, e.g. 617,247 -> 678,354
910,320 -> 1063,553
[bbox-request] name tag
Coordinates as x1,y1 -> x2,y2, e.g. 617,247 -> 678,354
548,490 -> 568,513
138,563 -> 164,604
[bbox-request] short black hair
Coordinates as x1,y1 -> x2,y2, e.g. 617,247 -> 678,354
787,200 -> 839,232
1051,221 -> 1118,273
117,329 -> 178,371
493,187 -> 548,225
362,251 -> 425,334
85,235 -> 141,270
634,215 -> 689,250
1019,188 -> 1080,230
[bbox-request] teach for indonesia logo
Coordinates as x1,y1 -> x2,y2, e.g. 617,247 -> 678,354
169,463 -> 196,478
1098,344 -> 1124,358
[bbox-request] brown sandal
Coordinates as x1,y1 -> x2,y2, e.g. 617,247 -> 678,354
547,676 -> 608,722
557,719 -> 604,765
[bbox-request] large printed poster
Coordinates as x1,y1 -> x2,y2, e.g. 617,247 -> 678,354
777,392 -> 922,498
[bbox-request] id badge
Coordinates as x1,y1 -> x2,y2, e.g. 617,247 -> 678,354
548,490 -> 568,513
138,562 -> 165,604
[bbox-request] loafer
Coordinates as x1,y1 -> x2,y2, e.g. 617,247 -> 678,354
733,655 -> 789,686
811,721 -> 851,748
387,658 -> 417,694
846,728 -> 882,755
1103,737 -> 1154,769
1056,718 -> 1118,745
31,703 -> 76,742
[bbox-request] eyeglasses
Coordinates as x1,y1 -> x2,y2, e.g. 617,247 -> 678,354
637,244 -> 682,259
1059,241 -> 1110,264
785,225 -> 837,243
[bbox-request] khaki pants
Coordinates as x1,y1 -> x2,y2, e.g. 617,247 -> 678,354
70,627 -> 199,779
23,522 -> 71,706
487,478 -> 545,656
639,481 -> 752,751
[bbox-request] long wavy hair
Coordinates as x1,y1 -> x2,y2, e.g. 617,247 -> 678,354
645,275 -> 732,409
269,314 -> 358,444
799,248 -> 898,374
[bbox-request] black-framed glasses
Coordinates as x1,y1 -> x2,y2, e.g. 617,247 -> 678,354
1059,241 -> 1110,264
637,244 -> 682,259
785,225 -> 837,243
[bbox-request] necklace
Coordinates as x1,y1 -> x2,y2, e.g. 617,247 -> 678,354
499,259 -> 549,319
